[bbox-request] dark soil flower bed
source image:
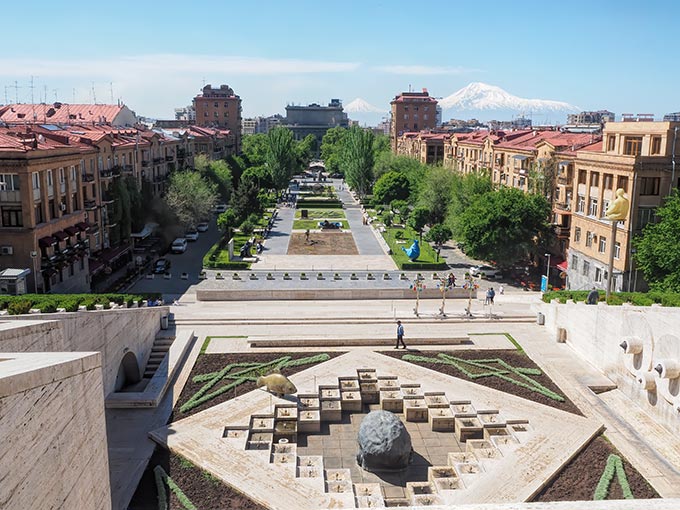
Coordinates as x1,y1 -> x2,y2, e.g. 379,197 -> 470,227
128,447 -> 267,510
171,351 -> 343,422
382,349 -> 582,415
534,435 -> 660,501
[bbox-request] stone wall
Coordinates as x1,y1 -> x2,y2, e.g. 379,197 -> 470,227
0,306 -> 168,396
542,300 -> 680,433
0,352 -> 111,509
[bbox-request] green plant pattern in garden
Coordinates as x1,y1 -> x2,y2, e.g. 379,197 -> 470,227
154,465 -> 198,510
180,354 -> 330,413
593,454 -> 634,500
401,353 -> 565,402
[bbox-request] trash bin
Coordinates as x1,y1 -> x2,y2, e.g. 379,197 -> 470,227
536,312 -> 545,325
161,314 -> 169,330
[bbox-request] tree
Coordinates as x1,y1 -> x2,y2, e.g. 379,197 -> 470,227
193,153 -> 210,173
165,171 -> 218,228
241,134 -> 268,167
417,166 -> 455,225
528,156 -> 557,203
199,159 -> 234,202
341,126 -> 375,198
425,224 -> 453,247
390,199 -> 409,223
374,152 -> 427,195
320,127 -> 347,175
295,134 -> 317,170
125,176 -> 144,232
447,171 -> 493,235
408,206 -> 430,241
455,187 -> 551,267
229,179 -> 262,224
217,209 -> 238,237
373,171 -> 411,205
634,190 -> 680,292
266,127 -> 296,189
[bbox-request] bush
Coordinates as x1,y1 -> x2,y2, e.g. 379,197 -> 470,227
8,300 -> 32,315
395,230 -> 404,240
541,290 -> 680,307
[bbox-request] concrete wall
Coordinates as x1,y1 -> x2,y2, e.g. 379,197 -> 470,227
0,306 -> 168,396
542,300 -> 680,433
196,287 -> 477,301
0,352 -> 111,509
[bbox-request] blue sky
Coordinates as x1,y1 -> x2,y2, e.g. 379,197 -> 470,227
0,0 -> 677,121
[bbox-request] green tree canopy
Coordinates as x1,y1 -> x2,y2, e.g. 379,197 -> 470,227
447,171 -> 493,234
266,127 -> 296,189
455,187 -> 550,267
425,224 -> 453,247
373,171 -> 411,205
341,126 -> 375,198
374,152 -> 427,192
417,166 -> 455,225
634,191 -> 680,292
165,171 -> 218,228
241,134 -> 268,167
320,127 -> 347,175
229,179 -> 262,224
408,206 -> 430,241
295,134 -> 317,170
199,159 -> 233,202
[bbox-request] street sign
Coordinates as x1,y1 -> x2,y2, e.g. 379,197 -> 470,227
541,275 -> 548,292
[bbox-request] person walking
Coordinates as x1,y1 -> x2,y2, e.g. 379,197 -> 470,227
485,287 -> 495,305
395,320 -> 407,349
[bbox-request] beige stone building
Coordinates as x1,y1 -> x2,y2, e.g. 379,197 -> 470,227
567,120 -> 680,291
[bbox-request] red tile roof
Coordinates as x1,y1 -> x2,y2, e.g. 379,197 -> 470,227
0,103 -> 129,125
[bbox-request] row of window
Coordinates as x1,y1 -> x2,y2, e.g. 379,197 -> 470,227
403,114 -> 429,121
607,135 -> 664,156
571,255 -> 614,283
573,228 -> 621,257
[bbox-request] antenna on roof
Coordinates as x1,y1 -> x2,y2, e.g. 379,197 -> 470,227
91,82 -> 97,104
109,82 -> 114,104
3,85 -> 8,105
13,80 -> 20,103
72,88 -> 76,104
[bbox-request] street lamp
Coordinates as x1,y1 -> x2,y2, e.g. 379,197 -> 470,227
30,251 -> 38,293
541,253 -> 551,292
545,253 -> 551,281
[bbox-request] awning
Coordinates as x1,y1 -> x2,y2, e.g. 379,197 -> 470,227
38,236 -> 57,248
512,155 -> 529,161
131,223 -> 158,240
53,231 -> 69,242
99,244 -> 130,264
88,259 -> 105,276
64,226 -> 80,236
76,222 -> 91,232
556,260 -> 568,271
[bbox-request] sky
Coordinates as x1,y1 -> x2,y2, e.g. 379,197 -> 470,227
0,0 -> 678,122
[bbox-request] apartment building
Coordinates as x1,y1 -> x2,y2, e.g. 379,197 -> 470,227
0,102 -> 137,126
390,89 -> 438,150
567,121 -> 680,291
396,132 -> 446,164
193,84 -> 242,152
283,100 -> 348,151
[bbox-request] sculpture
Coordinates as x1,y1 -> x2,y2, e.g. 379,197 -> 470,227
605,188 -> 630,221
256,372 -> 297,397
401,239 -> 420,261
356,410 -> 412,472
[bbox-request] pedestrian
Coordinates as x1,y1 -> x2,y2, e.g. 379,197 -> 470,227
485,287 -> 495,305
305,229 -> 310,243
586,287 -> 599,305
498,284 -> 504,295
395,320 -> 407,349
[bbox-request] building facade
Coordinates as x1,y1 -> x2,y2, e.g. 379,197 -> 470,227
282,100 -> 348,151
193,84 -> 242,152
389,89 -> 438,150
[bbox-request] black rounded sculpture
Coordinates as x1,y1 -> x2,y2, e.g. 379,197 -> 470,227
356,410 -> 412,472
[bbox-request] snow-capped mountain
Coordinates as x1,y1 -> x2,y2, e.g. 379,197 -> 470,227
440,82 -> 580,118
344,98 -> 386,113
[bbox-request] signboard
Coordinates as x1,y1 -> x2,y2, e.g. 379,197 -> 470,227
541,275 -> 548,293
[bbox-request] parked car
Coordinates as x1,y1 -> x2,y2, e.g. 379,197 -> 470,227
214,204 -> 228,214
185,229 -> 199,241
153,258 -> 171,274
469,265 -> 502,279
196,222 -> 209,232
170,238 -> 188,253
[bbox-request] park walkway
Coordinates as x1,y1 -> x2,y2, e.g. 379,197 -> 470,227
335,184 -> 385,255
261,205 -> 295,254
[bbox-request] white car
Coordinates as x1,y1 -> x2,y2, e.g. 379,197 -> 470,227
185,230 -> 199,242
170,238 -> 188,253
469,265 -> 502,279
214,204 -> 228,214
196,222 -> 209,232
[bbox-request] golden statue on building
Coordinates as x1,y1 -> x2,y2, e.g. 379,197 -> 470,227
605,188 -> 630,221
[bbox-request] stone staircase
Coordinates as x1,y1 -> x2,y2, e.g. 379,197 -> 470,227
143,337 -> 174,379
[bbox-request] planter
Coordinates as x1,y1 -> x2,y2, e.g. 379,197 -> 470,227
300,273 -> 308,280
432,273 -> 439,280
317,272 -> 324,280
400,273 -> 408,280
216,273 -> 224,280
250,273 -> 258,280
181,272 -> 189,280
334,273 -> 341,280
283,273 -> 291,280
199,271 -> 206,280
163,273 -> 172,280
384,273 -> 391,280
350,273 -> 358,280
267,273 -> 274,280
367,273 -> 375,280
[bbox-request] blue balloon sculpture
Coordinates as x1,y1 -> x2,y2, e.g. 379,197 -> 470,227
402,239 -> 420,261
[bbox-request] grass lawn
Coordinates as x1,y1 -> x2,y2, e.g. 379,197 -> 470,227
382,226 -> 448,270
292,219 -> 350,230
294,209 -> 346,219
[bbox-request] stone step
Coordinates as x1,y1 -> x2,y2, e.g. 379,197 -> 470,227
248,335 -> 469,348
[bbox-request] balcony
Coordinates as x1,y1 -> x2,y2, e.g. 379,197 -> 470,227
165,155 -> 174,162
82,172 -> 95,182
557,175 -> 571,185
84,199 -> 97,210
141,160 -> 150,167
153,157 -> 163,164
101,192 -> 116,204
122,164 -> 134,173
553,225 -> 570,237
555,201 -> 572,211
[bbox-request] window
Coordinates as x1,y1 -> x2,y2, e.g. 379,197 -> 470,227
224,112 -> 229,118
97,157 -> 103,171
595,267 -> 603,283
637,207 -> 658,229
617,176 -> 628,192
424,114 -> 429,120
571,254 -> 579,269
607,136 -> 616,151
34,203 -> 44,224
224,102 -> 228,107
586,231 -> 594,247
204,112 -> 208,117
651,136 -> 662,155
48,199 -> 55,220
214,102 -> 218,107
590,173 -> 599,187
47,170 -> 53,187
623,136 -> 643,156
59,168 -> 65,183
614,242 -> 621,259
582,261 -> 590,276
576,195 -> 585,213
574,227 -> 581,242
588,197 -> 598,216
404,114 -> 409,120
0,174 -> 20,191
598,236 -> 607,253
424,106 -> 429,112
70,166 -> 76,181
603,174 -> 613,190
578,170 -> 587,184
601,200 -> 610,218
1,207 -> 22,227
72,193 -> 78,211
214,111 -> 218,118
639,177 -> 660,195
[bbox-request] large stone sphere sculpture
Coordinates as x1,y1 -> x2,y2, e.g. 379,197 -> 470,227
356,410 -> 412,471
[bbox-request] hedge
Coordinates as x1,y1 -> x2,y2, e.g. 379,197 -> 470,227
541,290 -> 680,307
0,293 -> 161,315
295,200 -> 342,208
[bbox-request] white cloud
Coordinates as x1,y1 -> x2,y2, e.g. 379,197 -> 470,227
0,54 -> 361,78
375,65 -> 480,75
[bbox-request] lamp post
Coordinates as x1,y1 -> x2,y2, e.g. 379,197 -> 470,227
545,252 -> 551,284
30,251 -> 38,293
412,276 -> 424,317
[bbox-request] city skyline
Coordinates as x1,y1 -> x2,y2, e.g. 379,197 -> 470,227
0,0 -> 677,121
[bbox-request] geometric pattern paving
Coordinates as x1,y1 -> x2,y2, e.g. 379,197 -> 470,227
150,351 -> 603,509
